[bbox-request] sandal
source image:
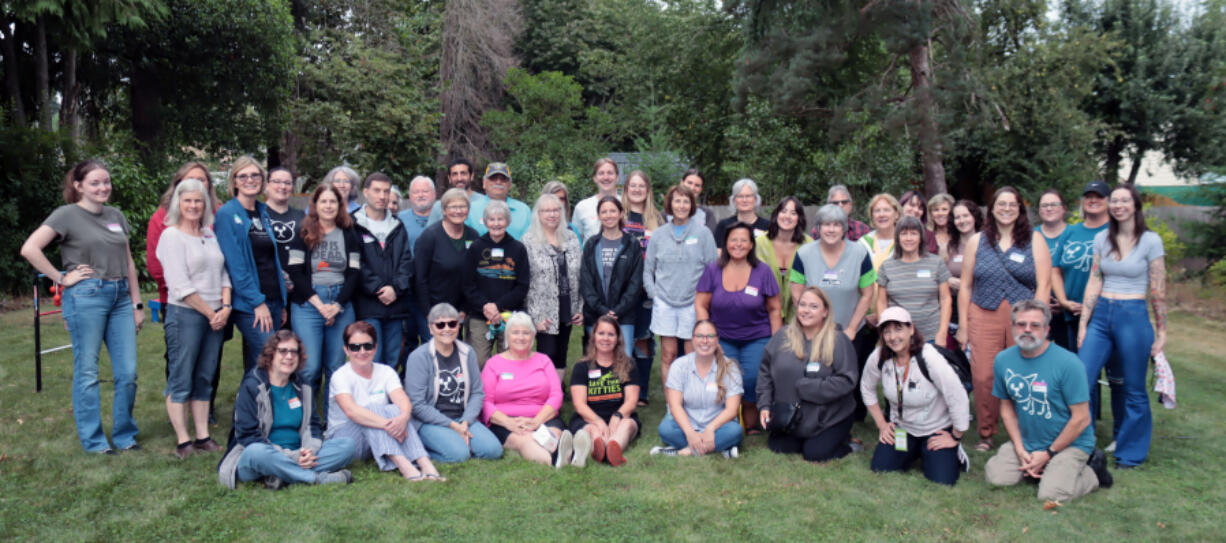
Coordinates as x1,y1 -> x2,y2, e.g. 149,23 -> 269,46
405,474 -> 426,482
423,473 -> 447,482
974,439 -> 993,452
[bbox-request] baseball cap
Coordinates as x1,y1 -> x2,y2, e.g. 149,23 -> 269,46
1083,180 -> 1110,197
484,162 -> 511,181
878,306 -> 913,327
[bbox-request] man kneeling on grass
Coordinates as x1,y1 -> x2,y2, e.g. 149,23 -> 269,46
985,299 -> 1112,502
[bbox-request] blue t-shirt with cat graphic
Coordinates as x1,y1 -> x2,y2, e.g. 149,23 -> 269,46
992,343 -> 1095,454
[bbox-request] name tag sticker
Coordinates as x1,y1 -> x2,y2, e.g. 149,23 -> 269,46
588,369 -> 602,379
371,390 -> 384,396
705,382 -> 718,393
1009,252 -> 1026,263
465,241 -> 473,249
287,397 -> 301,410
348,252 -> 361,269
234,215 -> 243,225
685,237 -> 698,245
362,234 -> 375,244
805,362 -> 821,374
287,249 -> 305,266
106,223 -> 123,233
491,248 -> 504,258
1033,381 -> 1048,394
744,286 -> 759,297
500,372 -> 514,381
952,255 -> 963,263
894,428 -> 908,452
917,269 -> 932,279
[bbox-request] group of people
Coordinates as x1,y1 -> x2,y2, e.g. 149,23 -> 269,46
22,156 -> 1166,502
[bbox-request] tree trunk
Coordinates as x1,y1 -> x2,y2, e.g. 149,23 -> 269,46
1125,147 -> 1145,185
60,48 -> 80,141
130,66 -> 163,161
0,17 -> 27,126
1103,135 -> 1125,184
35,15 -> 52,131
909,40 -> 947,196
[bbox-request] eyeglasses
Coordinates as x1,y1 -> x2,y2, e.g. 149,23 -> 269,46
829,199 -> 852,206
540,208 -> 562,215
1012,321 -> 1046,330
485,177 -> 510,184
275,347 -> 299,356
445,205 -> 468,212
1039,203 -> 1063,209
346,342 -> 376,352
1108,199 -> 1133,205
235,173 -> 263,183
269,179 -> 293,186
734,193 -> 756,201
693,333 -> 717,340
995,201 -> 1020,209
433,320 -> 460,330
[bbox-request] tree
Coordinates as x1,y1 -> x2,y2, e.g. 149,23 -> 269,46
440,0 -> 521,166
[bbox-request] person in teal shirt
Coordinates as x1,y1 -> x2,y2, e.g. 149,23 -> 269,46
466,162 -> 530,240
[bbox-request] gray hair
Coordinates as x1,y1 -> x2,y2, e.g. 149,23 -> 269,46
389,185 -> 403,199
1010,299 -> 1051,326
505,311 -> 536,335
525,193 -> 572,245
814,203 -> 848,235
427,303 -> 460,324
408,175 -> 435,194
439,188 -> 470,212
731,178 -> 761,208
541,180 -> 569,200
483,198 -> 511,224
323,165 -> 361,201
164,178 -> 214,228
827,185 -> 852,201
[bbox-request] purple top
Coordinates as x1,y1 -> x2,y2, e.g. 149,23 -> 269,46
697,261 -> 779,341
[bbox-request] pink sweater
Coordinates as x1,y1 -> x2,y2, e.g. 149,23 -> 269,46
481,352 -> 563,425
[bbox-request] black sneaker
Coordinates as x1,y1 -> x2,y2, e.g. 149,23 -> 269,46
263,476 -> 285,491
1088,448 -> 1113,489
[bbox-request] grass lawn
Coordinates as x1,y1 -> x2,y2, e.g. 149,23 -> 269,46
1,300 -> 1223,541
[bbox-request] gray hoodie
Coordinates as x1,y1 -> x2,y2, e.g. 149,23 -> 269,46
403,339 -> 484,430
643,220 -> 717,307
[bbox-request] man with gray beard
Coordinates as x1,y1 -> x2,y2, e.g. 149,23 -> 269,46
984,299 -> 1112,502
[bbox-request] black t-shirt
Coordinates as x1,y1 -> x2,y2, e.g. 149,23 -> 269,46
247,208 -> 281,302
569,360 -> 637,421
435,347 -> 466,420
266,205 -> 305,271
714,215 -> 771,249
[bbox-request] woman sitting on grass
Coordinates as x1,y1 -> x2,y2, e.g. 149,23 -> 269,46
480,312 -> 574,468
218,331 -> 355,489
861,307 -> 970,485
568,316 -> 641,467
652,320 -> 744,458
325,321 -> 444,482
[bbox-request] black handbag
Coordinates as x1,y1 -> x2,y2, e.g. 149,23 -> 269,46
768,401 -> 801,433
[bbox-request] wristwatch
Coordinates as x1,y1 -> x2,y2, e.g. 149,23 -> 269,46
1044,447 -> 1057,457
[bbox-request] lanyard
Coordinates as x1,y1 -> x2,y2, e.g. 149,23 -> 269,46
893,358 -> 912,421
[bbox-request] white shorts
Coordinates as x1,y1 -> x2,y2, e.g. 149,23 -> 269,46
650,298 -> 696,340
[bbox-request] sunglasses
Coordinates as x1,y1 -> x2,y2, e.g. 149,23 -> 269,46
346,342 -> 376,352
433,320 -> 460,330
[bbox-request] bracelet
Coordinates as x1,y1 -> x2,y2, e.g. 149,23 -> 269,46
221,303 -> 232,308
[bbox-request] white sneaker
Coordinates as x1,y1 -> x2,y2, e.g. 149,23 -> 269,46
650,446 -> 679,456
721,446 -> 739,459
572,429 -> 592,467
1105,441 -> 1117,453
554,430 -> 574,469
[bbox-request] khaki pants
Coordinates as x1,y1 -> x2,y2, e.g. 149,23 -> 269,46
985,443 -> 1099,502
468,316 -> 504,368
968,301 -> 1014,439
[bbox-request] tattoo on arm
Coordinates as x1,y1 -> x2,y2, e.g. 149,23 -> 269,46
1149,258 -> 1167,331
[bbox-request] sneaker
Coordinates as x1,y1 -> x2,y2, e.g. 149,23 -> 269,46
607,441 -> 627,467
263,476 -> 285,491
121,443 -> 142,452
592,436 -> 606,463
316,470 -> 353,485
650,446 -> 679,456
572,430 -> 593,468
848,441 -> 864,453
1087,448 -> 1113,489
555,430 -> 574,469
721,446 -> 739,459
1105,441 -> 1117,453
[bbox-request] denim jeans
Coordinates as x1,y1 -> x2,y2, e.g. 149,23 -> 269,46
870,427 -> 962,485
417,421 -> 504,463
236,438 -> 356,484
62,278 -> 139,452
633,304 -> 656,400
291,285 -> 355,399
405,302 -> 428,359
233,299 -> 284,373
364,317 -> 405,369
163,304 -> 224,402
1079,298 -> 1154,466
658,413 -> 743,453
719,336 -> 770,403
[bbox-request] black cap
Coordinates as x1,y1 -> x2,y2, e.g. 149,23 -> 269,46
1083,180 -> 1110,197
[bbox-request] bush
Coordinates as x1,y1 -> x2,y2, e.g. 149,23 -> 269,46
1208,258 -> 1226,287
1149,217 -> 1186,271
0,125 -> 79,294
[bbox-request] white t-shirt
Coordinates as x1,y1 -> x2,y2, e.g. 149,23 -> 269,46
326,362 -> 403,432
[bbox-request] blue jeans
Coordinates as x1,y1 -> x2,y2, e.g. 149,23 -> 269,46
587,323 -> 636,358
658,413 -> 743,453
417,421 -> 504,463
1079,298 -> 1153,466
233,299 -> 284,372
236,438 -> 356,484
163,304 -> 224,402
870,428 -> 962,485
719,336 -> 770,403
633,304 -> 656,400
405,302 -> 428,360
62,278 -> 139,452
291,285 -> 355,397
365,317 -> 405,369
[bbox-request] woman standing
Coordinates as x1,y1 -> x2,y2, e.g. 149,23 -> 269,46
285,184 -> 360,396
757,287 -> 859,462
147,161 -> 216,321
327,322 -> 443,481
414,189 -> 480,332
756,196 -> 812,322
463,200 -> 531,365
859,194 -> 902,272
580,196 -> 642,357
927,193 -> 956,258
1078,184 -> 1166,468
944,200 -> 983,349
568,316 -> 641,467
21,160 -> 143,453
696,222 -> 782,432
215,156 -> 287,372
622,171 -> 665,405
157,178 -> 231,458
861,307 -> 970,485
956,186 -> 1051,452
898,190 -> 939,255
876,216 -> 952,346
644,185 -> 717,388
322,165 -> 362,215
1036,190 -> 1072,350
524,193 -> 583,376
653,320 -> 744,457
713,178 -> 771,250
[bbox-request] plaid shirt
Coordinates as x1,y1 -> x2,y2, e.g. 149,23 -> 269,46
812,218 -> 870,242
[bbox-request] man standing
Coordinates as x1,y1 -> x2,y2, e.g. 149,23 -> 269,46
1051,180 -> 1110,351
353,173 -> 416,370
573,158 -> 620,244
397,174 -> 436,350
428,158 -> 483,223
467,162 -> 531,240
985,299 -> 1111,502
815,185 -> 870,241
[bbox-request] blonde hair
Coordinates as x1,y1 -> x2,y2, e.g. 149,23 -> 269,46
621,170 -> 664,230
227,156 -> 266,198
865,193 -> 900,222
926,192 -> 955,231
694,320 -> 739,403
784,287 -> 838,365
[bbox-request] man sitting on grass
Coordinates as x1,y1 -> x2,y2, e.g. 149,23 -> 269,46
985,299 -> 1112,502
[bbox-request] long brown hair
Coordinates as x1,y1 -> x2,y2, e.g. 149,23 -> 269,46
1105,184 -> 1149,259
983,186 -> 1031,248
301,183 -> 353,249
582,316 -> 633,382
62,159 -> 107,204
256,330 -> 306,372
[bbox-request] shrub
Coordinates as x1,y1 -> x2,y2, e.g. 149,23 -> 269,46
0,125 -> 79,294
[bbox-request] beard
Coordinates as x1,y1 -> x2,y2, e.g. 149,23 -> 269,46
1014,331 -> 1043,351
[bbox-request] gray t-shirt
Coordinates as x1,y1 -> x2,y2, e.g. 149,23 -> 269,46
791,240 -> 876,330
42,204 -> 131,280
599,235 -> 620,296
1095,230 -> 1164,295
877,254 -> 952,342
310,228 -> 347,286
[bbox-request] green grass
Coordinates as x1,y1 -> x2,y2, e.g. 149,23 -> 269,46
1,303 -> 1222,541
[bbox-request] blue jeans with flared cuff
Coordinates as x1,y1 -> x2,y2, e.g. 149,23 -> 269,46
62,278 -> 139,452
1079,298 -> 1154,467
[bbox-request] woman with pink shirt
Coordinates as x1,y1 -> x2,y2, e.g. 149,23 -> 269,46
480,312 -> 576,468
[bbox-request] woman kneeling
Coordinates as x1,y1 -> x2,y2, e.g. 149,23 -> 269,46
568,316 -> 641,466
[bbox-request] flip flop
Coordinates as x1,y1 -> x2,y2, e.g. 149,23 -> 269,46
424,473 -> 447,482
405,474 -> 426,482
974,439 -> 993,452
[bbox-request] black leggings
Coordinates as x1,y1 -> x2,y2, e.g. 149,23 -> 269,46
535,324 -> 573,369
767,415 -> 855,462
